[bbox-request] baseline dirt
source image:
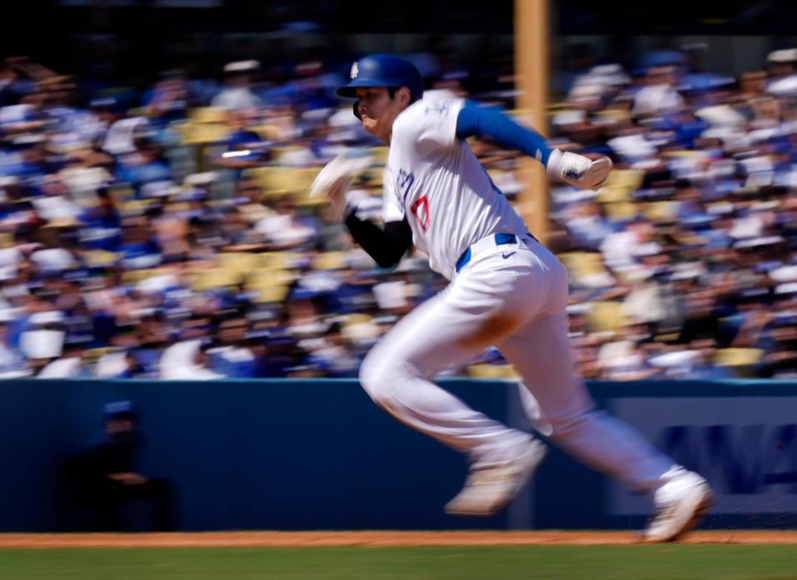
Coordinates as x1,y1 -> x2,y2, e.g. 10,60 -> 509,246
1,531 -> 796,548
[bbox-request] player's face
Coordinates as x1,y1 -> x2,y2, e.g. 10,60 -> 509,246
354,87 -> 409,143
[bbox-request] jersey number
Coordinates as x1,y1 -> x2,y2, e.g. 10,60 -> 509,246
411,195 -> 430,232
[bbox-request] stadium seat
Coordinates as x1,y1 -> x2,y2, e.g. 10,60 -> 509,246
243,166 -> 321,200
584,300 -> 630,334
312,251 -> 350,270
643,200 -> 679,223
244,270 -> 292,304
187,267 -> 245,291
189,107 -> 229,124
465,363 -> 519,379
713,348 -> 764,378
215,251 -> 262,274
257,251 -> 307,270
83,250 -> 120,268
602,200 -> 640,221
558,251 -> 615,287
179,122 -> 230,146
368,146 -> 390,164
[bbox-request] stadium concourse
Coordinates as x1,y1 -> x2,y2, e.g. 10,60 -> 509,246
2,43 -> 797,381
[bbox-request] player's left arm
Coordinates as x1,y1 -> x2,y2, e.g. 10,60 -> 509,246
455,102 -> 612,191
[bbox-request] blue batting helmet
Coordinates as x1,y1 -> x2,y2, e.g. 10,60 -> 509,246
336,54 -> 424,102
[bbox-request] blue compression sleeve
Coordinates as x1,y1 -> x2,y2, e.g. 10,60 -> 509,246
455,101 -> 554,165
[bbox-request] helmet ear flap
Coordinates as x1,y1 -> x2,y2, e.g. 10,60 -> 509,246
353,101 -> 362,120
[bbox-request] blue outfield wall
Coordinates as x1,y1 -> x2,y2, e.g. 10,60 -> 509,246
0,378 -> 795,532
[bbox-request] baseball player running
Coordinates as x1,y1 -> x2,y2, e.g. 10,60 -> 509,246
311,53 -> 713,542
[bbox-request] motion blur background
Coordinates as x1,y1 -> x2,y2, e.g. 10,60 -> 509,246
0,0 -> 796,535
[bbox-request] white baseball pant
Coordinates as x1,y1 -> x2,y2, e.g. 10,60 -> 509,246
359,234 -> 676,493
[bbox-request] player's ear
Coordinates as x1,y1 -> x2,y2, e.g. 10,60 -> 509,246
399,87 -> 411,106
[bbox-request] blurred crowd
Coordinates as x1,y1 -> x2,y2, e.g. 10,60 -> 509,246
2,40 -> 797,381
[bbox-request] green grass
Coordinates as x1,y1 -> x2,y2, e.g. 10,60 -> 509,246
0,546 -> 795,580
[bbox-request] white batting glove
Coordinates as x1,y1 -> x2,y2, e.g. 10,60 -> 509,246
310,151 -> 374,221
546,149 -> 613,191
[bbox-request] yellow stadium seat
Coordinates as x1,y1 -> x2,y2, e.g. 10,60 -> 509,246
179,122 -> 230,146
83,250 -> 119,268
585,301 -> 630,334
245,267 -> 298,290
643,200 -> 679,223
713,348 -> 764,369
257,251 -> 307,270
713,348 -> 765,379
250,124 -> 282,141
215,251 -> 262,274
187,267 -> 245,291
243,166 -> 322,199
465,363 -> 519,379
603,168 -> 645,190
596,169 -> 644,205
312,251 -> 350,270
121,268 -> 162,285
602,200 -> 640,221
558,251 -> 613,286
189,106 -> 229,124
244,271 -> 292,304
596,185 -> 632,204
368,146 -> 390,164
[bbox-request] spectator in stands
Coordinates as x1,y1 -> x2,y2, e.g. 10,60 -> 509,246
158,313 -> 225,380
117,213 -> 163,271
599,214 -> 662,279
0,308 -> 30,377
211,61 -> 265,111
253,192 -> 321,252
208,108 -> 270,184
112,129 -> 176,200
563,196 -> 618,251
206,313 -> 259,378
95,347 -> 149,379
0,59 -> 26,107
764,48 -> 797,98
302,319 -> 362,378
140,69 -> 190,127
231,175 -> 274,228
596,321 -> 662,381
631,64 -> 686,121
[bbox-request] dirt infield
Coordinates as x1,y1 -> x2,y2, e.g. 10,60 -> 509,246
1,530 -> 797,548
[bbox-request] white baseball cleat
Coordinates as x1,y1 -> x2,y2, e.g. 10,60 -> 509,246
444,439 -> 547,517
643,469 -> 714,543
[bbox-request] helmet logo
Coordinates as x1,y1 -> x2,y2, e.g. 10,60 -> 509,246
350,62 -> 359,80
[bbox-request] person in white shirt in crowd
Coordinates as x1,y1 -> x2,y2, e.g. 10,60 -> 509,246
210,61 -> 265,112
158,337 -> 225,380
631,65 -> 686,121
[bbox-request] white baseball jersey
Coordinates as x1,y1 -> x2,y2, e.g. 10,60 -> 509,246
382,90 -> 528,280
